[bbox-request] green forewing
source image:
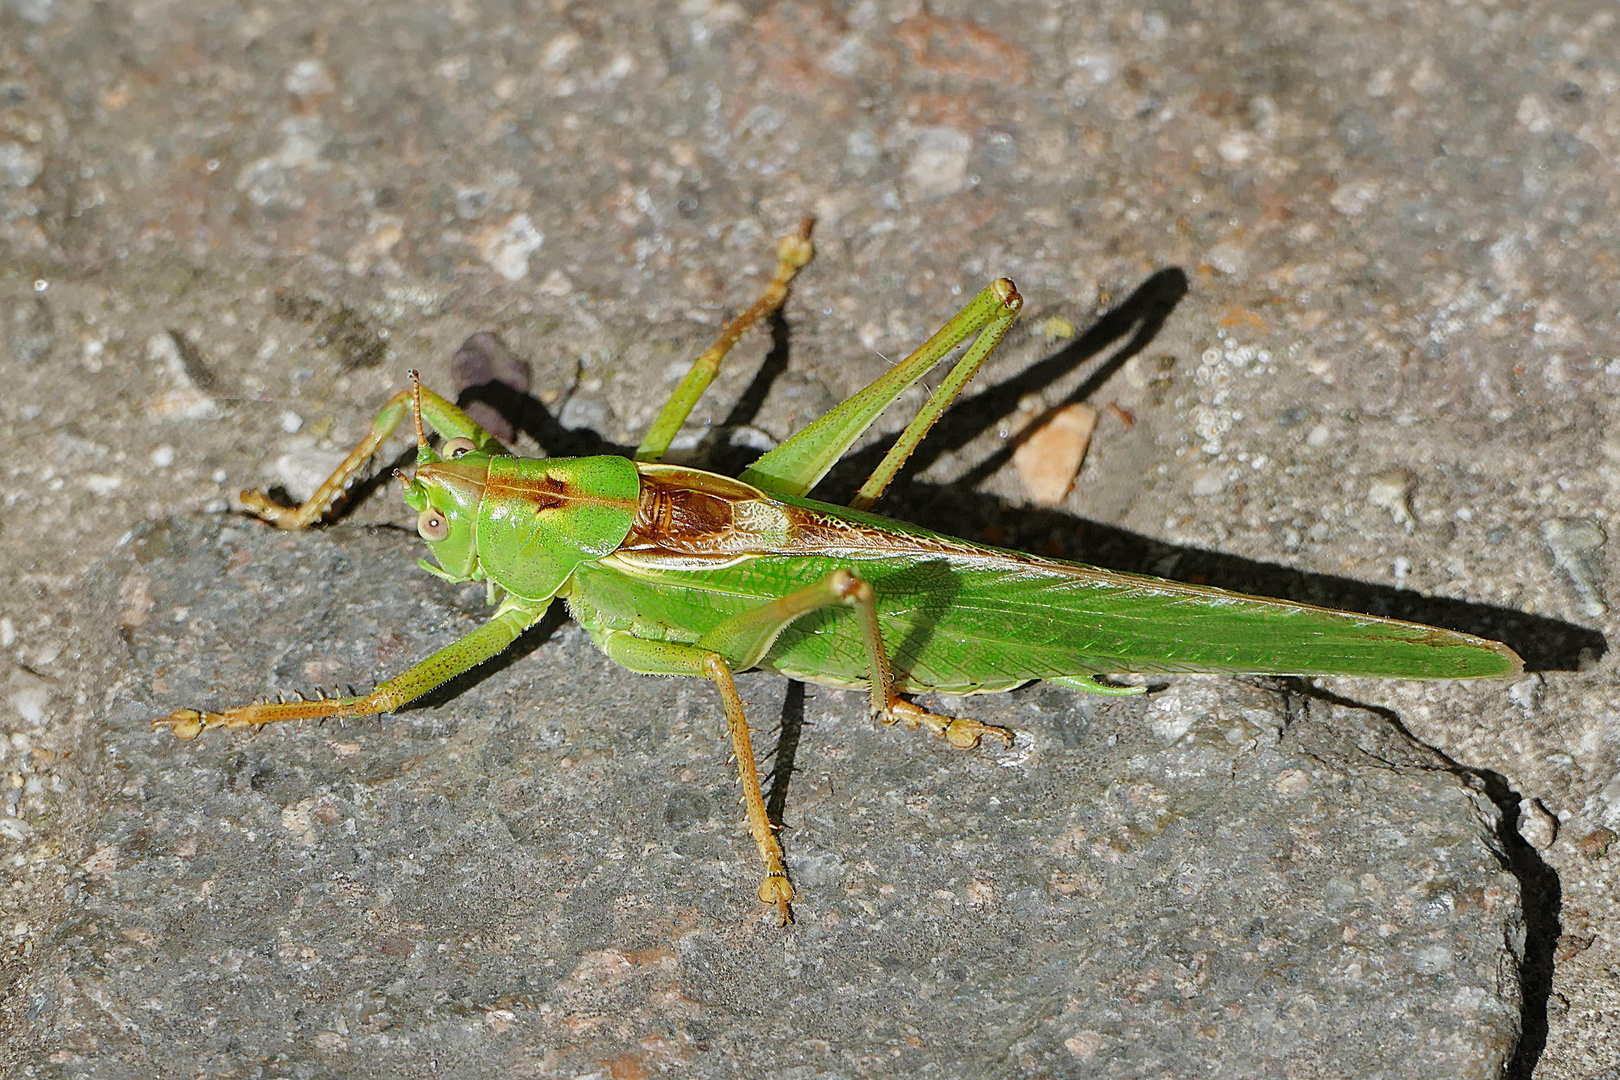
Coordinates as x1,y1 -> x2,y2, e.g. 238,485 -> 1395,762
477,455 -> 640,602
572,497 -> 1519,690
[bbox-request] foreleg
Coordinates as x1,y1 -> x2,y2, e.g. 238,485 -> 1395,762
244,375 -> 506,529
153,598 -> 546,738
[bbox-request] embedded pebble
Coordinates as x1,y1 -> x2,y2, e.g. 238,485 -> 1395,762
905,126 -> 972,199
1034,316 -> 1076,342
1578,827 -> 1616,858
474,212 -> 543,281
1330,179 -> 1381,216
536,269 -> 573,296
279,411 -> 304,434
1366,469 -> 1416,533
1012,402 -> 1097,506
1206,242 -> 1247,276
558,394 -> 608,433
1190,467 -> 1226,497
273,449 -> 349,503
284,58 -> 337,102
1506,677 -> 1542,711
1273,769 -> 1310,794
728,425 -> 778,453
145,332 -> 222,420
10,672 -> 50,726
83,473 -> 123,497
0,139 -> 45,188
1541,517 -> 1607,617
1517,799 -> 1558,851
1064,1032 -> 1103,1060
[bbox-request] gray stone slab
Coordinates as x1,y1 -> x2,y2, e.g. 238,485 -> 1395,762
5,0 -> 1614,1074
28,514 -> 1521,1076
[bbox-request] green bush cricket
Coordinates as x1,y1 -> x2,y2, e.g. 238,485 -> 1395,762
154,220 -> 1522,924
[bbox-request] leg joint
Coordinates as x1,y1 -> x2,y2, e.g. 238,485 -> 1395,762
829,568 -> 871,605
701,651 -> 731,683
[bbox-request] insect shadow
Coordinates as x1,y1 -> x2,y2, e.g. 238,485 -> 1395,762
817,270 -> 1600,675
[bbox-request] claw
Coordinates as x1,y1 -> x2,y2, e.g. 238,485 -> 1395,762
775,218 -> 815,274
153,709 -> 214,740
240,487 -> 315,530
887,699 -> 1014,750
758,873 -> 795,926
240,488 -> 285,523
946,717 -> 1015,750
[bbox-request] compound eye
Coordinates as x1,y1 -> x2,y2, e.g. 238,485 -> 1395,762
417,508 -> 450,542
442,437 -> 477,459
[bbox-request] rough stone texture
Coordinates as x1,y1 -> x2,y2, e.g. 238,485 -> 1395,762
2,0 -> 1617,1076
48,516 -> 1521,1077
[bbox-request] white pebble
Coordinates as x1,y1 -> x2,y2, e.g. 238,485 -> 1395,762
1366,469 -> 1416,533
11,686 -> 48,726
274,449 -> 348,503
280,410 -> 305,434
1517,800 -> 1558,850
151,445 -> 176,468
1191,468 -> 1226,497
83,474 -> 123,496
1507,677 -> 1541,711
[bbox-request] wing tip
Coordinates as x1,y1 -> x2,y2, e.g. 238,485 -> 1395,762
1426,627 -> 1523,680
1484,639 -> 1526,680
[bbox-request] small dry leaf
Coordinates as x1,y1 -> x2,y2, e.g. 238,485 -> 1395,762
1013,402 -> 1098,506
451,332 -> 532,443
1577,827 -> 1616,859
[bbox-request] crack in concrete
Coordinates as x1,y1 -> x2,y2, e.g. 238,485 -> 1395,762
1261,677 -> 1561,1080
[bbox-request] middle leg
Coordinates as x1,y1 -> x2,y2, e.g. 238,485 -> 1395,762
598,631 -> 795,924
597,568 -> 1013,919
690,570 -> 1016,751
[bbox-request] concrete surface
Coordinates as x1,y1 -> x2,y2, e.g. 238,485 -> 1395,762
38,514 -> 1523,1077
1,0 -> 1617,1076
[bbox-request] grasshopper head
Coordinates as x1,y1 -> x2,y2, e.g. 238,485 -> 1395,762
401,438 -> 640,602
398,448 -> 491,583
